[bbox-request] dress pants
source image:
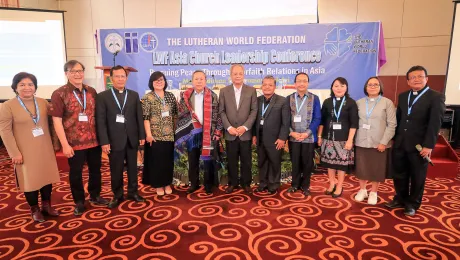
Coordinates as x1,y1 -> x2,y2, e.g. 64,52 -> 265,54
188,147 -> 215,189
67,146 -> 102,204
257,142 -> 282,191
226,138 -> 252,187
392,147 -> 428,210
24,184 -> 52,206
109,144 -> 139,199
289,141 -> 315,190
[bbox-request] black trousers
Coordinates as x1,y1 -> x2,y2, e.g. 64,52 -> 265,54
289,141 -> 315,190
109,145 -> 139,199
67,146 -> 102,204
24,184 -> 52,207
188,147 -> 215,188
226,138 -> 252,187
392,148 -> 428,209
257,142 -> 282,190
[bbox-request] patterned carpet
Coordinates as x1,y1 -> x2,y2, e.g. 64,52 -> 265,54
0,147 -> 459,260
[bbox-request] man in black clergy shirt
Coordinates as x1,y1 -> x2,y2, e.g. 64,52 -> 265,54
96,65 -> 146,208
385,65 -> 445,216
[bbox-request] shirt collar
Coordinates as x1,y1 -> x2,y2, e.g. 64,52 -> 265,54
233,84 -> 243,92
296,91 -> 309,99
67,82 -> 88,93
411,85 -> 429,94
194,89 -> 204,95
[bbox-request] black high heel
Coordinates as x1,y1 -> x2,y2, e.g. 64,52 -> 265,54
332,186 -> 343,198
325,184 -> 336,195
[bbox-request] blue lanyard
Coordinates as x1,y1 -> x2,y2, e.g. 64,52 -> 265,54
332,96 -> 346,122
407,87 -> 429,115
295,94 -> 307,114
261,101 -> 270,118
73,89 -> 86,112
365,95 -> 382,119
111,88 -> 128,113
17,96 -> 39,125
154,92 -> 166,108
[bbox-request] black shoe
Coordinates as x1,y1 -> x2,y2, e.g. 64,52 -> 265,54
243,186 -> 252,194
73,203 -> 86,216
187,186 -> 201,194
108,197 -> 124,208
268,189 -> 277,195
302,189 -> 311,196
127,194 -> 145,202
332,187 -> 343,198
205,186 -> 213,195
225,186 -> 236,194
325,185 -> 336,195
385,199 -> 405,209
255,186 -> 267,193
404,207 -> 416,216
89,196 -> 109,205
287,187 -> 298,193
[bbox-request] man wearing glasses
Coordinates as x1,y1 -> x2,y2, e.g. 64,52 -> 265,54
49,60 -> 109,216
386,65 -> 445,216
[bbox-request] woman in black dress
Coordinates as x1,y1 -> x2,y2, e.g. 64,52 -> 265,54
318,77 -> 358,198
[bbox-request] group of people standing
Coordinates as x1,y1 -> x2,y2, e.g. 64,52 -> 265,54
0,61 -> 445,223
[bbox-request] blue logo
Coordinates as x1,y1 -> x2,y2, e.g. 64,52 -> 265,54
324,27 -> 352,57
140,32 -> 158,52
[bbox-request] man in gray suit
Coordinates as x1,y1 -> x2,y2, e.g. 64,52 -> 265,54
252,76 -> 290,194
219,64 -> 258,194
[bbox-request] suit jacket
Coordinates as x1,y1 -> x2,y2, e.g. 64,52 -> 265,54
186,89 -> 223,137
253,94 -> 290,146
219,84 -> 258,141
96,88 -> 146,151
394,86 -> 445,152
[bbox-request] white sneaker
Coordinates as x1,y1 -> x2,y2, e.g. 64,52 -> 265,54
354,189 -> 368,202
368,192 -> 378,205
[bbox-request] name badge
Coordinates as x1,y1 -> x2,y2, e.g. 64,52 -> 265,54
260,119 -> 264,125
294,115 -> 302,123
332,123 -> 342,130
78,113 -> 88,122
32,127 -> 44,137
362,124 -> 371,130
161,111 -> 170,117
116,114 -> 125,123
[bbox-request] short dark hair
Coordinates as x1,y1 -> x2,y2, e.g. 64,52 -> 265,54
330,77 -> 350,98
364,77 -> 384,96
262,75 -> 276,86
192,70 -> 207,79
294,72 -> 309,83
148,71 -> 168,91
11,72 -> 37,94
64,60 -> 85,72
406,65 -> 428,80
110,65 -> 127,76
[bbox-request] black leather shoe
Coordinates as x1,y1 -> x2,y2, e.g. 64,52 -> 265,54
255,186 -> 267,193
287,187 -> 298,193
243,186 -> 252,194
225,186 -> 236,194
127,194 -> 145,202
325,185 -> 336,195
302,189 -> 311,196
404,207 -> 416,216
331,187 -> 343,198
205,186 -> 213,195
89,196 -> 109,205
385,199 -> 405,209
187,186 -> 201,194
268,189 -> 277,195
108,197 -> 124,208
73,203 -> 86,216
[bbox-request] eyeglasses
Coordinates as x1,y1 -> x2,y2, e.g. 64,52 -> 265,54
113,75 -> 126,79
153,78 -> 165,83
367,84 -> 380,88
408,75 -> 426,81
68,70 -> 84,75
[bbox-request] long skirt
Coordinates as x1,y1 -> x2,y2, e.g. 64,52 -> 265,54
320,139 -> 354,173
142,141 -> 174,188
355,146 -> 391,182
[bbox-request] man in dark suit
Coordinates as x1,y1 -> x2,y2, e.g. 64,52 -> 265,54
96,65 -> 146,208
252,75 -> 290,194
386,65 -> 445,216
219,64 -> 258,194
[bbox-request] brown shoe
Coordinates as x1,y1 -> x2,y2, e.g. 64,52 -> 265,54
31,205 -> 45,223
41,201 -> 60,217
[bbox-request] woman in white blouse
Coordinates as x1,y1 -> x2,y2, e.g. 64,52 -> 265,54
354,77 -> 396,205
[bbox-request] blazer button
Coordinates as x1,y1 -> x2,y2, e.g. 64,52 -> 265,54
404,129 -> 407,131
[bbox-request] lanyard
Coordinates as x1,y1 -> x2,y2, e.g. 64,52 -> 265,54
154,92 -> 166,109
17,96 -> 39,125
332,96 -> 346,122
73,89 -> 86,112
111,88 -> 128,113
261,97 -> 272,118
365,95 -> 382,119
407,87 -> 429,115
295,94 -> 307,114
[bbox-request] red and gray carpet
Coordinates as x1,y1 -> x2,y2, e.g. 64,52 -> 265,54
0,147 -> 459,260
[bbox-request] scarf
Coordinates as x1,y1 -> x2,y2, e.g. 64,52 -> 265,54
175,87 -> 213,160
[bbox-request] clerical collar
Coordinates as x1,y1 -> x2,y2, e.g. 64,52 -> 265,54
335,96 -> 344,101
412,85 -> 428,95
114,88 -> 125,94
